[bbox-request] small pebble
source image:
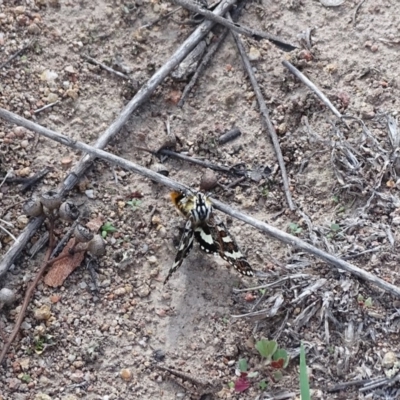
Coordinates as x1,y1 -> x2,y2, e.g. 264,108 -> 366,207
138,286 -> 150,298
0,288 -> 16,305
248,46 -> 261,61
120,368 -> 132,381
85,190 -> 95,199
382,351 -> 397,368
34,304 -> 52,321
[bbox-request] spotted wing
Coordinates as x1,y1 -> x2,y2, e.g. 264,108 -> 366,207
214,219 -> 254,277
164,219 -> 195,284
194,223 -> 219,255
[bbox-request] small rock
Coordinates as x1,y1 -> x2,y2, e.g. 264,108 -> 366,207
0,288 -> 16,305
361,104 -> 375,120
114,287 -> 127,297
382,351 -> 397,368
138,286 -> 150,298
47,93 -> 58,103
18,167 -> 31,177
40,70 -> 58,82
14,126 -> 27,138
16,215 -> 29,229
34,394 -> 52,400
34,304 -> 52,321
85,190 -> 95,199
120,368 -> 132,381
27,23 -> 41,35
248,46 -> 261,61
70,371 -> 84,383
65,88 -> 79,100
61,157 -> 72,169
64,65 -> 75,74
151,215 -> 161,225
200,170 -> 218,191
20,140 -> 29,148
147,256 -> 158,265
19,358 -> 30,371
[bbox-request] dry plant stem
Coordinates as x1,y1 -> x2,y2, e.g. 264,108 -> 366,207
0,0 -> 237,278
1,109 -> 400,297
171,0 -> 296,51
140,6 -> 182,29
229,15 -> 295,211
282,60 -> 342,119
353,0 -> 367,26
0,221 -> 54,365
33,101 -> 60,115
81,54 -> 131,80
0,39 -> 35,70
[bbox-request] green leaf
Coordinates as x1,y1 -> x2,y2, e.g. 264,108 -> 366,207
273,348 -> 289,368
238,358 -> 248,372
330,223 -> 340,232
357,294 -> 364,303
364,297 -> 373,307
273,370 -> 283,381
255,339 -> 277,359
247,371 -> 259,378
259,379 -> 268,390
228,381 -> 235,389
21,374 -> 31,383
300,343 -> 311,400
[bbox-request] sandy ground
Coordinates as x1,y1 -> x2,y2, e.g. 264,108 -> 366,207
1,0 -> 400,399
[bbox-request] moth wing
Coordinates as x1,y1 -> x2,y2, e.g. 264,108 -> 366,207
164,219 -> 195,284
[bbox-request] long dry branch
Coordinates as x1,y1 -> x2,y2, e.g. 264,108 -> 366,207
282,60 -> 342,119
228,14 -> 295,211
0,0 -> 237,278
172,0 -> 297,52
1,108 -> 400,297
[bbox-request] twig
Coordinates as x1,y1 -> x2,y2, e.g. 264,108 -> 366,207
33,101 -> 60,115
229,14 -> 295,211
0,224 -> 17,241
81,54 -> 131,80
0,200 -> 24,219
171,0 -> 296,52
232,274 -> 310,292
282,60 -> 342,119
0,221 -> 55,365
140,6 -> 182,29
0,170 -> 11,189
0,0 -> 237,278
2,109 -> 400,297
0,39 -> 35,70
177,0 -> 248,107
353,0 -> 367,26
218,127 -> 242,145
327,377 -> 373,393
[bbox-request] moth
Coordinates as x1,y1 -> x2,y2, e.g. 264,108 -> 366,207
164,190 -> 254,284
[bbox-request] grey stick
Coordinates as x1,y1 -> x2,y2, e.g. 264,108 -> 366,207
1,108 -> 400,298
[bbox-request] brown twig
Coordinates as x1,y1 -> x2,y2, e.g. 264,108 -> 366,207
229,14 -> 295,211
1,108 -> 400,297
81,54 -> 131,80
33,101 -> 60,115
0,220 -> 58,365
0,0 -> 238,279
282,60 -> 342,119
0,39 -> 35,70
353,0 -> 367,26
171,0 -> 296,51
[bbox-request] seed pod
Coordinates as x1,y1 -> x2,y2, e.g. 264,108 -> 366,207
74,224 -> 93,243
59,201 -> 80,222
87,235 -> 106,257
151,163 -> 169,177
23,197 -> 43,217
200,170 -> 218,191
40,190 -> 62,210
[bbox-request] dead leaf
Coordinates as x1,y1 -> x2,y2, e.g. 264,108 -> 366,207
86,216 -> 104,232
44,238 -> 85,287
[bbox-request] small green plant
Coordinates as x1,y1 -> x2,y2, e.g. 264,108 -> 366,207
101,222 -> 117,238
288,223 -> 302,235
232,339 -> 289,393
21,374 -> 31,383
33,334 -> 54,355
126,199 -> 142,211
259,186 -> 269,198
357,294 -> 373,308
299,342 -> 311,400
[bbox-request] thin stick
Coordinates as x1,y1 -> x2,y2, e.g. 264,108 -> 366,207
171,0 -> 296,52
1,109 -> 400,297
33,101 -> 60,115
353,0 -> 367,26
229,14 -> 295,211
0,39 -> 35,70
0,224 -> 17,241
282,60 -> 342,119
140,6 -> 182,29
81,54 -> 131,80
0,0 -> 237,278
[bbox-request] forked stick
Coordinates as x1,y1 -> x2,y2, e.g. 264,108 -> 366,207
0,0 -> 238,277
1,108 -> 399,297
